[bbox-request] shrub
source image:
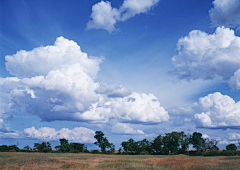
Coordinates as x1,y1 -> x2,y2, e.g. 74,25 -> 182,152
188,151 -> 202,156
42,147 -> 52,153
220,150 -> 237,156
91,150 -> 100,154
202,151 -> 220,156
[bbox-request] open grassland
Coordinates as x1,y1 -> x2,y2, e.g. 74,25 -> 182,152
0,152 -> 240,170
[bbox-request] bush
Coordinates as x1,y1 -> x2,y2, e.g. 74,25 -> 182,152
9,149 -> 16,152
189,151 -> 202,156
42,147 -> 52,153
70,150 -> 79,153
91,150 -> 100,154
220,150 -> 237,156
202,151 -> 220,156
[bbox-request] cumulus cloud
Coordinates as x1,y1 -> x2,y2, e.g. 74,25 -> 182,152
0,119 -> 10,132
0,37 -> 169,125
5,36 -> 102,79
24,126 -> 95,143
168,92 -> 240,129
86,1 -> 120,33
202,134 -> 210,138
194,92 -> 240,128
86,0 -> 159,33
171,27 -> 240,89
109,93 -> 169,124
111,123 -> 144,134
228,133 -> 240,140
95,82 -> 131,97
119,0 -> 159,21
209,0 -> 240,28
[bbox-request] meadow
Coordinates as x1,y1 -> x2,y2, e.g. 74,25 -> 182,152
0,152 -> 240,170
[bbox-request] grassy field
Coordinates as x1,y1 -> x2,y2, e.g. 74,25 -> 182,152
0,152 -> 240,170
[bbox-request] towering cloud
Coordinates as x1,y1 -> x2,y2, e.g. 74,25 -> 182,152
171,27 -> 240,89
87,0 -> 160,33
1,37 -> 169,125
194,92 -> 240,128
209,0 -> 240,28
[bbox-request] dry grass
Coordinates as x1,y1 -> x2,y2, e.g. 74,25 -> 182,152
0,152 -> 239,170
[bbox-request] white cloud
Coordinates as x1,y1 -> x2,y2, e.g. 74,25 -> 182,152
218,139 -> 229,145
194,92 -> 240,128
0,37 -> 169,125
168,92 -> 240,129
87,0 -> 159,33
109,93 -> 169,124
86,1 -> 120,33
202,134 -> 210,138
111,123 -> 144,134
119,0 -> 159,21
24,126 -> 95,143
5,36 -> 102,79
95,82 -> 131,97
0,118 -> 10,132
171,27 -> 240,89
209,0 -> 240,28
228,133 -> 240,140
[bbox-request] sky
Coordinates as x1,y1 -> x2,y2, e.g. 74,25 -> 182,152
0,0 -> 240,150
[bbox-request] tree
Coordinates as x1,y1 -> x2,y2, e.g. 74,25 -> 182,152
178,132 -> 190,154
121,141 -> 130,152
226,144 -> 237,151
238,140 -> 240,149
163,131 -> 184,154
55,138 -> 70,153
34,142 -> 52,152
23,145 -> 32,151
203,138 -> 218,151
121,138 -> 138,154
138,139 -> 151,154
70,143 -> 84,152
94,131 -> 112,152
152,135 -> 164,154
190,132 -> 205,152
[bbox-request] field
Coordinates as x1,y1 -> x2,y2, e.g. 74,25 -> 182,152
0,152 -> 240,170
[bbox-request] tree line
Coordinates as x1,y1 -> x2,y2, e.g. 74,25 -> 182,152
0,130 -> 239,156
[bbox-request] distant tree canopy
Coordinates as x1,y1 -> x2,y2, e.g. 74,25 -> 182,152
34,142 -> 52,153
226,144 -> 237,151
55,138 -> 87,153
0,130 -> 238,157
0,145 -> 20,152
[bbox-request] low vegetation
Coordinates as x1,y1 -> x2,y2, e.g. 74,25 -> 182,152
0,152 -> 240,170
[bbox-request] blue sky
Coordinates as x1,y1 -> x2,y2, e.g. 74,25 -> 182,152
1,0 -> 240,150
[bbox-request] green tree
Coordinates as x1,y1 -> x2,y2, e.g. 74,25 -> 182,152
94,131 -> 112,152
152,135 -> 164,154
70,143 -> 84,152
34,142 -> 52,152
190,132 -> 204,152
203,138 -> 218,151
163,132 -> 182,154
55,138 -> 70,153
226,144 -> 237,151
121,141 -> 130,152
23,145 -> 32,151
139,139 -> 152,154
